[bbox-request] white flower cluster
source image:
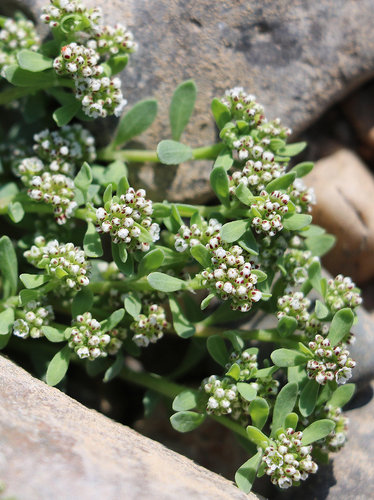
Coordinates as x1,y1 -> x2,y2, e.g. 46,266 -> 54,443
54,43 -> 102,78
174,218 -> 222,252
251,190 -> 289,237
96,187 -> 160,251
277,291 -> 311,327
283,249 -> 319,285
320,406 -> 349,452
68,312 -> 123,360
288,178 -> 316,214
0,16 -> 40,76
89,23 -> 137,56
307,334 -> 356,385
33,124 -> 96,175
202,375 -> 243,416
13,301 -> 54,339
220,87 -> 264,128
130,304 -> 169,348
304,316 -> 329,339
200,243 -> 262,312
249,375 -> 280,399
229,157 -> 286,195
226,349 -> 258,380
41,0 -> 101,30
27,171 -> 77,225
325,274 -> 362,311
24,237 -> 89,290
262,428 -> 318,489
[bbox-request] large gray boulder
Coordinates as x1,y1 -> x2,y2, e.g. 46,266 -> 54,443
4,0 -> 374,201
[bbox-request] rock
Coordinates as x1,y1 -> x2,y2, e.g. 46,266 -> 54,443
4,0 -> 374,201
305,148 -> 374,285
0,355 -> 258,500
350,306 -> 374,384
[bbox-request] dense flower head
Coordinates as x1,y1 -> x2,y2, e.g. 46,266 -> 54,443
288,179 -> 316,214
283,249 -> 319,285
202,375 -> 251,421
304,316 -> 329,339
249,375 -> 280,399
262,428 -> 318,489
41,0 -> 101,31
226,349 -> 258,380
68,312 -> 123,360
24,237 -> 89,289
251,190 -> 289,237
318,406 -> 349,453
27,171 -> 77,224
88,23 -> 137,56
253,235 -> 288,272
13,300 -> 54,339
277,291 -> 311,327
221,87 -> 265,126
75,75 -> 127,118
96,188 -> 160,251
174,218 -> 222,252
53,43 -> 102,78
130,304 -> 169,348
307,334 -> 356,385
33,124 -> 96,175
325,274 -> 362,311
200,243 -> 262,312
229,158 -> 287,196
0,16 -> 40,75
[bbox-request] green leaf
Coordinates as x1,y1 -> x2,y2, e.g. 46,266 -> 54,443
328,384 -> 355,409
74,162 -> 92,191
103,352 -> 125,382
19,288 -> 40,306
327,308 -> 354,346
0,308 -> 14,335
254,366 -> 279,378
124,293 -> 142,319
223,330 -> 245,351
277,315 -> 298,337
169,80 -> 197,141
157,140 -> 193,165
206,335 -> 229,366
237,382 -> 257,402
272,382 -> 298,435
301,224 -> 326,237
172,389 -> 199,411
301,419 -> 335,445
251,269 -> 267,283
112,99 -> 158,147
308,259 -> 322,294
152,203 -> 172,218
284,412 -> 299,430
226,363 -> 241,381
8,201 -> 24,223
4,65 -> 56,87
17,49 -> 53,72
210,166 -> 230,207
117,176 -> 130,196
211,98 -> 231,129
143,390 -> 161,418
169,296 -> 195,338
249,398 -> 269,430
147,272 -> 185,292
282,214 -> 312,231
46,345 -> 71,386
106,54 -> 128,75
53,100 -> 80,126
20,273 -> 50,289
290,161 -> 314,178
235,451 -> 262,494
213,147 -> 233,171
305,234 -> 336,257
190,243 -> 211,268
42,326 -> 66,343
238,229 -> 259,256
170,411 -> 206,432
220,220 -> 249,243
277,142 -> 307,157
235,183 -> 255,206
0,236 -> 18,298
246,426 -> 271,448
83,222 -> 103,257
103,160 -> 128,188
271,349 -> 309,367
138,248 -> 164,276
315,300 -> 329,320
111,242 -> 134,276
201,293 -> 215,310
265,172 -> 296,193
299,379 -> 320,417
71,288 -> 94,317
101,308 -> 125,333
103,184 -> 112,204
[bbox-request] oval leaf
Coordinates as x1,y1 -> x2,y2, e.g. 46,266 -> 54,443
169,80 -> 197,141
328,384 -> 355,409
235,450 -> 262,494
299,379 -> 320,417
148,272 -> 185,292
237,382 -> 257,402
271,349 -> 309,367
72,288 -> 94,317
113,99 -> 158,147
83,222 -> 103,257
17,49 -> 53,72
170,411 -> 206,433
207,335 -> 229,366
301,419 -> 335,445
327,308 -> 354,346
157,140 -> 193,165
220,220 -> 249,243
210,166 -> 230,207
211,98 -> 231,129
0,308 -> 15,335
172,389 -> 199,411
249,398 -> 269,430
42,326 -> 66,343
272,382 -> 298,435
169,296 -> 195,338
0,236 -> 18,298
138,248 -> 164,276
46,345 -> 71,386
282,214 -> 312,231
246,425 -> 271,448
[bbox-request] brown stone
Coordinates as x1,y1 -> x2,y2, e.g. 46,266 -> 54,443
305,149 -> 374,284
0,355 -> 258,500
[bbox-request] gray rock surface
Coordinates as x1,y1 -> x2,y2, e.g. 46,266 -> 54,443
4,0 -> 374,202
0,355 -> 257,500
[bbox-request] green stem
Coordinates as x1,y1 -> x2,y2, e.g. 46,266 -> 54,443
97,143 -> 224,164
